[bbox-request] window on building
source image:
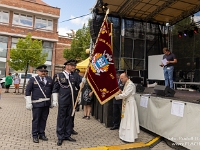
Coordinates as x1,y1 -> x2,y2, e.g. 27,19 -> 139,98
43,41 -> 53,61
13,13 -> 33,27
11,38 -> 19,48
0,62 -> 6,77
35,17 -> 53,30
46,65 -> 52,76
0,36 -> 8,58
0,10 -> 9,23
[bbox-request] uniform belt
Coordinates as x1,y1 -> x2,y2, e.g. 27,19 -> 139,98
32,98 -> 50,103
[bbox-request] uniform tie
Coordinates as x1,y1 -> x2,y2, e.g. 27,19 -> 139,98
69,73 -> 71,79
41,77 -> 45,84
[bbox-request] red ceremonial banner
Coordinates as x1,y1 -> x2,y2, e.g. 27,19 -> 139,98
87,18 -> 119,105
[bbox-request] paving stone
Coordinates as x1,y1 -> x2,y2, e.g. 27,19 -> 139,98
0,89 -> 175,150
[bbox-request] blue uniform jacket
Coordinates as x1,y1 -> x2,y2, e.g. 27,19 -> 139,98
71,71 -> 82,101
25,75 -> 53,108
52,72 -> 79,106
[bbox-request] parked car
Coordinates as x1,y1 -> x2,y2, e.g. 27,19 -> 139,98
1,73 -> 37,88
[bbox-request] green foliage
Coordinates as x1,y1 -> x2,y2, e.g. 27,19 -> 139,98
172,17 -> 192,34
63,23 -> 91,62
8,33 -> 48,93
8,33 -> 47,70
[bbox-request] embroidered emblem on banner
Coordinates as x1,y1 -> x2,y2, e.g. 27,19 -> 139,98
91,50 -> 114,75
100,88 -> 109,98
102,25 -> 107,34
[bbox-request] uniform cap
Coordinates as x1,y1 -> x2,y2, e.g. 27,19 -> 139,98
64,59 -> 77,66
36,64 -> 47,70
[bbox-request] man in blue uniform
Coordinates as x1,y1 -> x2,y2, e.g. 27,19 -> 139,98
25,64 -> 53,143
52,59 -> 80,146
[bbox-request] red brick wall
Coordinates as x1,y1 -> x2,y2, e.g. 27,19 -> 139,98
0,0 -> 60,16
55,37 -> 72,65
0,24 -> 58,40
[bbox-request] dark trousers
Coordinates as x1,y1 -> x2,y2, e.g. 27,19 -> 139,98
57,105 -> 72,140
32,107 -> 49,138
113,103 -> 122,127
72,113 -> 75,129
72,94 -> 78,130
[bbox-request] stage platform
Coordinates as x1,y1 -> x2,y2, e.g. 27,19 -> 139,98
142,87 -> 200,104
135,88 -> 200,150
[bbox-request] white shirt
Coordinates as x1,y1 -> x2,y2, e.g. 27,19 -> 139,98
39,76 -> 47,84
14,76 -> 20,84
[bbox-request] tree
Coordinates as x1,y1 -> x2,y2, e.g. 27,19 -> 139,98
172,17 -> 192,35
8,33 -> 47,93
63,23 -> 91,62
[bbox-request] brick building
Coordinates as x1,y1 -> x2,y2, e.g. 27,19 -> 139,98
0,0 -> 72,77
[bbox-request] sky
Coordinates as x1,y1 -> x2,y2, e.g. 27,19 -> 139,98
42,0 -> 97,36
194,12 -> 200,23
42,0 -> 200,36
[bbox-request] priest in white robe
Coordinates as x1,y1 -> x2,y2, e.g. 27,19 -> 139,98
115,73 -> 140,142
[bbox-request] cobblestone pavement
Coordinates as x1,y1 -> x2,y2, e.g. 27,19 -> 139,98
0,89 -> 174,150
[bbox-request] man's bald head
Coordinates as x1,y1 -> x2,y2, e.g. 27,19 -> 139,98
120,73 -> 129,84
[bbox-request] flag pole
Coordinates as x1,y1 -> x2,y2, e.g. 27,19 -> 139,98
110,23 -> 113,52
72,9 -> 110,116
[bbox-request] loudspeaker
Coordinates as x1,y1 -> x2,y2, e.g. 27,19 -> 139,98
89,19 -> 98,43
135,84 -> 145,93
196,57 -> 200,69
194,70 -> 200,82
154,85 -> 169,96
154,85 -> 175,97
167,88 -> 176,97
89,18 -> 103,43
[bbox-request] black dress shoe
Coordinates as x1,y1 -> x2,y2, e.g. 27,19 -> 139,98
33,137 -> 39,143
110,126 -> 119,130
57,139 -> 63,146
71,130 -> 78,135
65,137 -> 76,142
39,135 -> 48,141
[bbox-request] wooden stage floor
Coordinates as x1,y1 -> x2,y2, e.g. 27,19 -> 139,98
142,88 -> 200,104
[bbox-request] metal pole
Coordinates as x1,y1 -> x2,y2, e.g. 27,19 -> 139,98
119,18 -> 125,70
144,22 -> 147,70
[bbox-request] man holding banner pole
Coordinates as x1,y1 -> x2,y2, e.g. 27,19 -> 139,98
52,60 -> 79,146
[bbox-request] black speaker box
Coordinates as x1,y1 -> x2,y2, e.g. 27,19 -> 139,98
167,88 -> 176,97
194,70 -> 200,82
89,18 -> 103,43
154,85 -> 175,97
135,84 -> 145,93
